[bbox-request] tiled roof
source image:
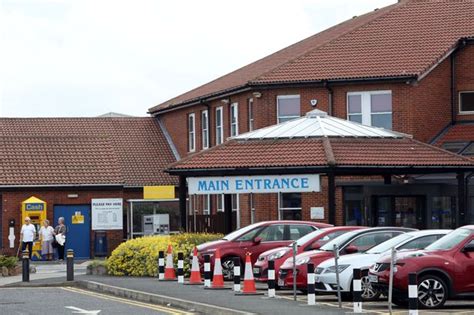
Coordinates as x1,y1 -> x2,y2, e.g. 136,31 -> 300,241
150,0 -> 474,113
434,123 -> 474,145
0,118 -> 177,187
168,137 -> 474,172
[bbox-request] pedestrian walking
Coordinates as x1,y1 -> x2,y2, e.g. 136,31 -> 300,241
39,219 -> 55,261
54,217 -> 67,261
20,217 -> 36,259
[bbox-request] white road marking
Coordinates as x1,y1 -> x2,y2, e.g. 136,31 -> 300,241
65,306 -> 101,314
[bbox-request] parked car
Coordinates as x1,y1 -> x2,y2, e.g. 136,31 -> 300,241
278,227 -> 415,290
253,226 -> 365,283
369,226 -> 474,309
196,220 -> 332,279
316,229 -> 450,300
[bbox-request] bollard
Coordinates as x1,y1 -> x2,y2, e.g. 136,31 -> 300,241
268,260 -> 276,298
408,273 -> 418,315
233,257 -> 241,292
177,252 -> 184,284
388,247 -> 396,314
353,268 -> 362,313
292,242 -> 297,301
66,249 -> 74,281
158,251 -> 165,280
22,250 -> 30,282
204,254 -> 211,288
333,244 -> 342,308
307,263 -> 315,305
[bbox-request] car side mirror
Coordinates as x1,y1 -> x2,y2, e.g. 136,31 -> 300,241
462,243 -> 474,252
345,245 -> 358,254
311,242 -> 321,250
253,237 -> 262,245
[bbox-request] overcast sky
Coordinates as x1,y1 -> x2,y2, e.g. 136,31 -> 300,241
0,0 -> 396,117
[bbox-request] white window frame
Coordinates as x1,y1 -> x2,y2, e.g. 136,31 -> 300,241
230,102 -> 239,137
278,192 -> 302,220
201,110 -> 209,150
250,193 -> 255,224
459,91 -> 474,114
346,90 -> 392,128
215,106 -> 224,145
203,194 -> 210,215
248,98 -> 254,131
277,94 -> 300,123
188,113 -> 196,152
216,194 -> 224,212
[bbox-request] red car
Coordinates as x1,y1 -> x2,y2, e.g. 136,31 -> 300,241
369,226 -> 474,309
253,226 -> 364,283
196,220 -> 331,279
278,227 -> 414,291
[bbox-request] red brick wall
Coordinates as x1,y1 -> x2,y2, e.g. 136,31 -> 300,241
0,188 -> 142,257
456,44 -> 474,121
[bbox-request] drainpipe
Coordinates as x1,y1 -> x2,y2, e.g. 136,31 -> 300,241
450,51 -> 456,125
465,172 -> 473,225
324,81 -> 333,116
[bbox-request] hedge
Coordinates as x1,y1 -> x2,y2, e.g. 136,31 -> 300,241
0,255 -> 18,269
106,233 -> 223,276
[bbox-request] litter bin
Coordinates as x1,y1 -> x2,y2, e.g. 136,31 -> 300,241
94,231 -> 108,257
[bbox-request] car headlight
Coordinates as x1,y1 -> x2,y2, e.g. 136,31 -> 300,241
295,257 -> 311,266
268,249 -> 290,261
324,264 -> 350,274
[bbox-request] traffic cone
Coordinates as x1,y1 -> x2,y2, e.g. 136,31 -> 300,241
187,247 -> 202,285
236,252 -> 263,295
206,248 -> 229,290
163,244 -> 176,280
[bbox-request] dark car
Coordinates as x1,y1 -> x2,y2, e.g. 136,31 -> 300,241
278,227 -> 416,291
369,225 -> 474,309
197,220 -> 332,279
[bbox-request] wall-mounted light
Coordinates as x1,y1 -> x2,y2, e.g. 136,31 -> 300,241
221,98 -> 230,104
252,92 -> 262,98
67,194 -> 79,199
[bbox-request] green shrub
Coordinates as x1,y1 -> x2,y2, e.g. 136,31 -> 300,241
106,233 -> 223,277
0,255 -> 18,269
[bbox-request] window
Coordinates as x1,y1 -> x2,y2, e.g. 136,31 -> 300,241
187,113 -> 196,152
288,224 -> 314,240
459,92 -> 474,113
216,194 -> 224,212
258,224 -> 285,241
432,196 -> 455,229
347,91 -> 392,129
201,110 -> 209,150
230,103 -> 239,136
441,142 -> 469,154
215,107 -> 223,145
308,231 -> 346,250
277,95 -> 300,123
462,143 -> 474,156
248,98 -> 254,131
249,194 -> 255,224
398,235 -> 443,251
202,195 -> 210,215
279,193 -> 302,220
231,194 -> 239,212
344,232 -> 401,253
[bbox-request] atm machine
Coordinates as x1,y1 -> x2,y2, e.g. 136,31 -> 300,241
21,196 -> 47,260
142,214 -> 170,235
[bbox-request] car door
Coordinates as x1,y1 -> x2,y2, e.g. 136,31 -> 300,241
454,238 -> 474,293
246,224 -> 287,263
341,231 -> 402,254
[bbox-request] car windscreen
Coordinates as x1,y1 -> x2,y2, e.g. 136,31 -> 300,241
426,228 -> 471,251
223,222 -> 263,241
295,229 -> 328,246
320,230 -> 359,251
366,233 -> 412,254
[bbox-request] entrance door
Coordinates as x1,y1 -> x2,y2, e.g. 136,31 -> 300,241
54,205 -> 91,259
374,196 -> 425,229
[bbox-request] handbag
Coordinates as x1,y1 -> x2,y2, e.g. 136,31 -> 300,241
51,237 -> 58,248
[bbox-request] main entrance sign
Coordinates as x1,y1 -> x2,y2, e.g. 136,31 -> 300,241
188,174 -> 320,195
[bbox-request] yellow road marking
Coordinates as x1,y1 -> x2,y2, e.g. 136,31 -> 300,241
61,287 -> 193,315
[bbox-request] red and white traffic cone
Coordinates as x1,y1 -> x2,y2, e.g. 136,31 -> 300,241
163,244 -> 176,281
187,247 -> 202,285
236,252 -> 263,295
206,248 -> 228,290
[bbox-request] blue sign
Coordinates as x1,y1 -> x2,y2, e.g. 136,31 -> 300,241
25,203 -> 44,211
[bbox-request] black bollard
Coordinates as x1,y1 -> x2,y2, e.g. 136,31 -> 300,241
268,260 -> 276,298
204,255 -> 211,288
177,252 -> 184,284
353,268 -> 362,313
22,250 -> 30,282
158,250 -> 165,280
66,249 -> 74,281
408,273 -> 418,314
233,257 -> 241,292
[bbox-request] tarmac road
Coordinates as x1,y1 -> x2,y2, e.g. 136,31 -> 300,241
0,287 -> 193,315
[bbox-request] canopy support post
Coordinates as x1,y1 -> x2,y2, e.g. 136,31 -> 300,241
457,172 -> 465,227
224,194 -> 233,234
328,172 -> 336,225
179,175 -> 187,232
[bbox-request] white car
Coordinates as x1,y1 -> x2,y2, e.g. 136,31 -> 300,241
315,229 -> 451,300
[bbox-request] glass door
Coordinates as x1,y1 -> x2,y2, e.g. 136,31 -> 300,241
374,196 -> 425,228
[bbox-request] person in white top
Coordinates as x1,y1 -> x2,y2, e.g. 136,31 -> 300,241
39,220 -> 55,261
20,217 -> 36,259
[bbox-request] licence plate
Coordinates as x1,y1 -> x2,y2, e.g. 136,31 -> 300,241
278,279 -> 285,286
253,267 -> 260,275
368,274 -> 378,283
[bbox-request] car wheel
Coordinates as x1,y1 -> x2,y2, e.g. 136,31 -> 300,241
417,275 -> 448,309
360,271 -> 381,301
221,257 -> 239,281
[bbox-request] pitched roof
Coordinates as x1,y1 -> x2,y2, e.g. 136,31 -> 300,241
434,123 -> 474,145
167,112 -> 474,173
150,0 -> 474,113
0,118 -> 177,187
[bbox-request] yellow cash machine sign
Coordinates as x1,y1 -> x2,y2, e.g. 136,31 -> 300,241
21,196 -> 47,260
